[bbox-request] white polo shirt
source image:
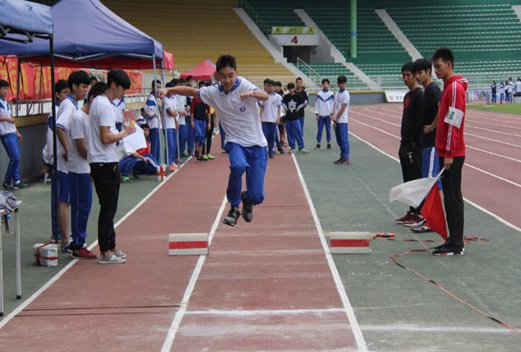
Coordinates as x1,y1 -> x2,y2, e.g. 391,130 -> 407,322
56,96 -> 79,173
0,98 -> 16,136
145,93 -> 160,129
199,77 -> 267,147
333,89 -> 350,124
162,95 -> 177,129
67,109 -> 90,174
88,95 -> 119,163
315,89 -> 334,116
175,95 -> 187,125
259,93 -> 282,123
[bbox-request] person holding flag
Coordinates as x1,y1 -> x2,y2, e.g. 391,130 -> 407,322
431,48 -> 467,256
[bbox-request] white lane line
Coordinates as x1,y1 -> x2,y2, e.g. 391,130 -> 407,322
291,154 -> 368,352
350,131 -> 521,234
160,195 -> 227,352
0,157 -> 193,330
185,308 -> 346,317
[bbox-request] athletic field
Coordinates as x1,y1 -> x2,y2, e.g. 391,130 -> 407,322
0,105 -> 520,351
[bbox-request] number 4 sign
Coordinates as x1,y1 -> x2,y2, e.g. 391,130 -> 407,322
291,36 -> 298,45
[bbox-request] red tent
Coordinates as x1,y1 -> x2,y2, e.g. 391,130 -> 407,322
180,59 -> 215,80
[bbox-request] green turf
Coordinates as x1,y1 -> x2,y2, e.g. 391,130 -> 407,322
295,110 -> 521,351
468,103 -> 521,115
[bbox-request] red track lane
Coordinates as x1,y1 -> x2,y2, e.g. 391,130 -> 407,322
0,153 -> 229,351
170,155 -> 359,351
350,103 -> 521,230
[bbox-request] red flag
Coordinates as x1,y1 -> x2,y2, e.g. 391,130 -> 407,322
420,184 -> 448,240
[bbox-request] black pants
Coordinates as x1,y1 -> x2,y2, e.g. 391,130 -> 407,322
204,117 -> 215,155
90,162 -> 120,252
440,156 -> 465,249
399,142 -> 422,212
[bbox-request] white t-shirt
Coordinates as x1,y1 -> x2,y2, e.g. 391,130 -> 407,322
0,98 -> 16,136
113,98 -> 125,124
199,77 -> 267,147
88,95 -> 119,163
333,90 -> 350,124
259,93 -> 282,123
315,89 -> 335,116
162,95 -> 177,129
175,95 -> 187,125
145,93 -> 160,129
67,109 -> 90,174
56,97 -> 79,173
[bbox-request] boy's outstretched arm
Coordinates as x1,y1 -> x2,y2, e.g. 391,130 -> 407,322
240,90 -> 268,101
161,86 -> 199,98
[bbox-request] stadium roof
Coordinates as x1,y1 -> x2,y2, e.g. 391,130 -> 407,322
0,0 -> 165,68
0,0 -> 53,42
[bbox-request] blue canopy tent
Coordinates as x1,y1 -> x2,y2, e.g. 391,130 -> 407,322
0,0 -> 54,309
0,0 -> 164,68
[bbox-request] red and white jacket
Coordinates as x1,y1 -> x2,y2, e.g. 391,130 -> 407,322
436,75 -> 467,158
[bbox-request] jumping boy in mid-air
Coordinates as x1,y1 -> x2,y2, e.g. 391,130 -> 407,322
162,55 -> 268,226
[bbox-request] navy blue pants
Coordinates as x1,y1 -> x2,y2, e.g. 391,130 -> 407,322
186,121 -> 195,155
178,124 -> 188,156
286,119 -> 304,150
224,142 -> 267,208
335,122 -> 350,160
194,119 -> 207,146
69,172 -> 92,250
317,116 -> 332,143
165,128 -> 177,165
0,132 -> 21,184
149,128 -> 161,163
262,122 -> 277,156
219,121 -> 226,150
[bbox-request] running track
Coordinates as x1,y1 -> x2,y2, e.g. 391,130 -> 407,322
349,104 -> 521,232
0,139 -> 365,351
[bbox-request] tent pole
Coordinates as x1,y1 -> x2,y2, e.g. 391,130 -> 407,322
16,59 -> 21,116
50,36 -> 58,243
161,60 -> 169,169
152,55 -> 162,166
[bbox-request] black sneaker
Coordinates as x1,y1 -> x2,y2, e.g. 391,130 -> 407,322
327,143 -> 332,149
14,181 -> 29,188
241,191 -> 253,222
334,158 -> 345,165
432,246 -> 465,256
3,181 -> 16,190
223,206 -> 241,227
268,154 -> 274,159
315,143 -> 321,149
278,147 -> 284,155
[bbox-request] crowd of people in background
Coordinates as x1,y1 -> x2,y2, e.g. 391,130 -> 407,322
490,77 -> 521,104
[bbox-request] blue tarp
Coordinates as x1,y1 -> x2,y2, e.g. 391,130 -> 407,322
0,0 -> 53,39
0,0 -> 163,62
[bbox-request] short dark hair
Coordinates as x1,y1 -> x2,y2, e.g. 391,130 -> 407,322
151,79 -> 161,89
296,77 -> 303,82
432,47 -> 454,68
55,79 -> 68,93
216,55 -> 237,72
198,81 -> 206,88
0,79 -> 8,88
107,70 -> 131,90
165,82 -> 174,88
266,79 -> 276,86
67,70 -> 90,90
337,75 -> 347,84
287,82 -> 295,89
322,78 -> 330,85
88,82 -> 107,101
413,58 -> 432,74
140,123 -> 150,130
275,81 -> 282,87
186,75 -> 193,81
178,78 -> 187,84
263,78 -> 270,84
89,75 -> 98,82
205,80 -> 212,87
401,62 -> 415,74
171,78 -> 179,87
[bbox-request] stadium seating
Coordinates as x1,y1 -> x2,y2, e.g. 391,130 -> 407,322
102,0 -> 296,87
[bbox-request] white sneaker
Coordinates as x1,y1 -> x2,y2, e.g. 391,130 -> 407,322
112,249 -> 127,259
97,254 -> 126,264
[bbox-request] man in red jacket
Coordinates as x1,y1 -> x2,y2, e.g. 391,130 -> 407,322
431,48 -> 467,256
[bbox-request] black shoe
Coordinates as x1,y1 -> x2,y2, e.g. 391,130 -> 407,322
315,143 -> 321,149
327,143 -> 332,149
269,154 -> 274,159
278,147 -> 284,154
334,158 -> 345,165
223,207 -> 241,227
432,246 -> 465,256
241,191 -> 253,223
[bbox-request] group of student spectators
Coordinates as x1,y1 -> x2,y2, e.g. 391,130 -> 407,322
490,77 -> 521,104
